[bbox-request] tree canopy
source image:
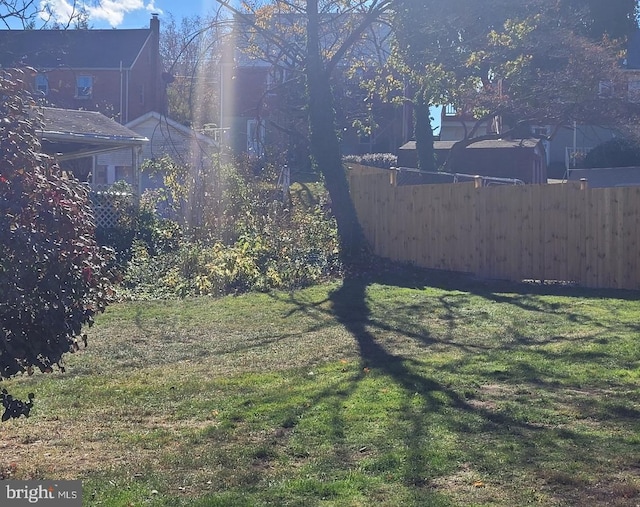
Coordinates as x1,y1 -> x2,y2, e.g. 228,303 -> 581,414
391,0 -> 640,170
161,13 -> 225,127
559,0 -> 638,41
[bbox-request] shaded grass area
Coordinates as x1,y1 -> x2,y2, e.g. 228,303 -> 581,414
1,268 -> 639,506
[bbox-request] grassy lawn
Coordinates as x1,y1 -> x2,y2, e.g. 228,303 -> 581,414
1,268 -> 639,506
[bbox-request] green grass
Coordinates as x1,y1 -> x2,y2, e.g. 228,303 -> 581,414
2,268 -> 640,506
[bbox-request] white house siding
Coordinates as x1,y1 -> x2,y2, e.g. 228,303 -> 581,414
97,112 -> 218,193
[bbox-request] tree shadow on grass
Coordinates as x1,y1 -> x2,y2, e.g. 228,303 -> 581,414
326,271 -> 524,491
324,265 -> 640,500
328,271 -> 538,418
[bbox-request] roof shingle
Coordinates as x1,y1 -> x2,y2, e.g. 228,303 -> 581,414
39,107 -> 147,142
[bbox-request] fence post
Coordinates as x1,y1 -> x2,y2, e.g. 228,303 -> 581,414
390,167 -> 398,187
474,175 -> 483,189
580,178 -> 588,191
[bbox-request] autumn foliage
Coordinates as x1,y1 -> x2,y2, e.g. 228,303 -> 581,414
0,72 -> 115,389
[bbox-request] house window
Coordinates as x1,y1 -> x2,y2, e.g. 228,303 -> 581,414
531,126 -> 550,137
628,80 -> 640,102
247,119 -> 265,156
266,66 -> 290,92
94,165 -> 108,185
115,166 -> 133,184
444,104 -> 458,116
139,85 -> 145,105
35,74 -> 48,96
598,80 -> 613,98
76,75 -> 93,99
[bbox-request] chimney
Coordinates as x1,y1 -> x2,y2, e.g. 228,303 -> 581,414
149,13 -> 161,113
150,13 -> 160,36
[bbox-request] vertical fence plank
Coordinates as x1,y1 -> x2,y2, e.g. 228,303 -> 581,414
531,184 -> 545,281
599,189 -> 611,289
609,188 -> 620,288
566,182 -> 584,284
583,186 -> 598,288
625,187 -> 640,289
519,184 -> 535,279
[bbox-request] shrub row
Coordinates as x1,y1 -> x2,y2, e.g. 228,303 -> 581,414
97,158 -> 341,299
343,153 -> 397,169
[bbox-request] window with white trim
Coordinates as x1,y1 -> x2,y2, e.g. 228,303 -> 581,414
598,80 -> 613,98
76,75 -> 93,99
628,80 -> 640,102
35,74 -> 48,96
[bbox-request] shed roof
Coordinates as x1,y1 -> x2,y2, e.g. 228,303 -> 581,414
38,107 -> 147,161
126,111 -> 218,148
399,139 -> 542,151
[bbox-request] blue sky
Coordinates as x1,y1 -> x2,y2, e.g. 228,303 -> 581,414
45,0 -> 223,29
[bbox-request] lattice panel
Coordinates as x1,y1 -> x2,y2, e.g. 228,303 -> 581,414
90,191 -> 135,228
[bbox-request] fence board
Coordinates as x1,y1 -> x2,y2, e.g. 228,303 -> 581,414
566,182 -> 584,284
349,172 -> 640,290
622,187 -> 640,289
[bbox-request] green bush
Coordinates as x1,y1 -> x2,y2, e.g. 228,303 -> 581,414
343,153 -> 398,169
584,138 -> 640,168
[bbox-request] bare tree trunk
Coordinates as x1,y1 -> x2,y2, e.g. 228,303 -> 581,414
305,0 -> 368,265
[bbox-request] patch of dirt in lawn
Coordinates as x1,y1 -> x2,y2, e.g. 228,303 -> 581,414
430,462 -> 519,505
0,414 -> 213,480
466,383 -> 514,411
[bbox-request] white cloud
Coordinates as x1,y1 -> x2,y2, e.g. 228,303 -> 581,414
42,0 -> 162,28
145,1 -> 162,14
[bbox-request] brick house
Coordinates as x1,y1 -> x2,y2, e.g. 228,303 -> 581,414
0,14 -> 164,124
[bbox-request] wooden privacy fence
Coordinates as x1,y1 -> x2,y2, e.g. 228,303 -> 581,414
348,170 -> 640,290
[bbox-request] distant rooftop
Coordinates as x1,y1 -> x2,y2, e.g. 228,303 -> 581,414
400,139 -> 543,151
0,26 -> 152,69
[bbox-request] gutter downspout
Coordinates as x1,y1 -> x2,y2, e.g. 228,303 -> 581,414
125,69 -> 130,123
119,60 -> 124,124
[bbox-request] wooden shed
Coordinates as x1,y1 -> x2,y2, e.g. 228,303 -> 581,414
397,138 -> 547,184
